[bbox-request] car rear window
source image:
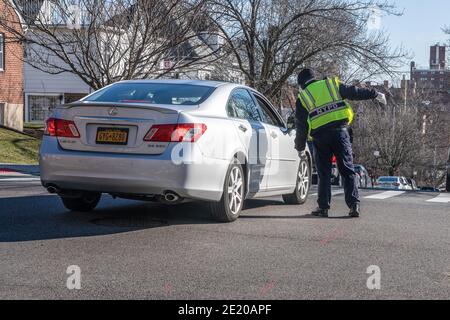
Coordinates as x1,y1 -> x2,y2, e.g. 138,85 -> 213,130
84,83 -> 215,105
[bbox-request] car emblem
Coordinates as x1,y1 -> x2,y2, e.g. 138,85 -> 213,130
108,107 -> 119,116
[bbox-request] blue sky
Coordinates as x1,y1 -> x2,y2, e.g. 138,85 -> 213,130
382,0 -> 450,74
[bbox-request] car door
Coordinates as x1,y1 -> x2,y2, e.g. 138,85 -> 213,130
227,88 -> 271,193
251,92 -> 298,189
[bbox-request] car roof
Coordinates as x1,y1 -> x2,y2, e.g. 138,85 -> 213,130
116,79 -> 238,88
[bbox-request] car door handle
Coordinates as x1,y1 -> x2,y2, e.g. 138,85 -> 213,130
238,125 -> 248,132
271,132 -> 278,139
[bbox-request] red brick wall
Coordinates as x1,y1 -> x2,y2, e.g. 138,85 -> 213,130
0,0 -> 24,105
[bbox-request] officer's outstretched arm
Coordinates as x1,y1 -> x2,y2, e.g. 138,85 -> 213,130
339,83 -> 378,101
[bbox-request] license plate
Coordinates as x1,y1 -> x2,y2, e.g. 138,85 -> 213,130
96,128 -> 129,145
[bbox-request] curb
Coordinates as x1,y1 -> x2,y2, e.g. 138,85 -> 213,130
0,164 -> 40,176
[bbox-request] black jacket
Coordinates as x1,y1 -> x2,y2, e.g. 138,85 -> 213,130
295,80 -> 377,151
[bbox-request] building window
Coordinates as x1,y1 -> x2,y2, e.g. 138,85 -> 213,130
28,95 -> 60,122
0,33 -> 4,71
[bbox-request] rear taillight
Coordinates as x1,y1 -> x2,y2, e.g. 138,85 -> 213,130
45,118 -> 80,138
393,182 -> 400,187
144,123 -> 207,143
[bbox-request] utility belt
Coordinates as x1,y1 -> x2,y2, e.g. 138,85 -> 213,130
312,120 -> 349,134
328,124 -> 349,131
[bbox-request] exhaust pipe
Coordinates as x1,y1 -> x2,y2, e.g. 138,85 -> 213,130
46,185 -> 60,194
159,191 -> 182,204
164,192 -> 180,203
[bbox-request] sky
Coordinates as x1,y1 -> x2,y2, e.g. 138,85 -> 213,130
380,0 -> 450,76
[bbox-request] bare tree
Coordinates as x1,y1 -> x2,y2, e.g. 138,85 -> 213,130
353,102 -> 422,177
0,0 -> 219,90
352,88 -> 448,187
207,0 -> 406,102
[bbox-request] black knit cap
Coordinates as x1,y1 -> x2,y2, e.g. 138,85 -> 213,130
297,68 -> 316,89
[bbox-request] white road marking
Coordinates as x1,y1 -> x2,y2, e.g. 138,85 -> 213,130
311,190 -> 344,197
332,190 -> 345,196
427,194 -> 450,203
364,191 -> 405,200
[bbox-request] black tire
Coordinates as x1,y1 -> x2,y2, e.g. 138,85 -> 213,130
61,192 -> 101,212
283,155 -> 311,205
210,161 -> 245,222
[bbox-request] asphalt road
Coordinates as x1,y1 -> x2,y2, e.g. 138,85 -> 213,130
0,180 -> 449,300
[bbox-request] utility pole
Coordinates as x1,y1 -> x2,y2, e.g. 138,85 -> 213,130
433,144 -> 437,189
404,79 -> 408,110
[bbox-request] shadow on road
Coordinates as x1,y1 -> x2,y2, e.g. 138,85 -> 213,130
0,194 -> 220,243
243,198 -> 284,209
0,194 -> 327,242
240,214 -> 354,220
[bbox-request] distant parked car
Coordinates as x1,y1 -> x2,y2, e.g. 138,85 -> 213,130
331,156 -> 340,186
420,187 -> 440,192
406,178 -> 418,191
310,153 -> 341,186
354,165 -> 373,188
376,176 -> 410,190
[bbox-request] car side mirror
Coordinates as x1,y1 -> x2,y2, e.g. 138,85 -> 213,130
286,111 -> 296,131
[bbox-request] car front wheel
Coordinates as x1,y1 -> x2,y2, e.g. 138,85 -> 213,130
283,156 -> 311,205
210,161 -> 245,222
61,192 -> 102,212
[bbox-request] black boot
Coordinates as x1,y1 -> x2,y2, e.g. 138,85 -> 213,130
349,203 -> 360,218
311,207 -> 328,217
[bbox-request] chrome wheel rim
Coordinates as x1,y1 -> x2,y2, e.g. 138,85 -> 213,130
228,167 -> 243,215
297,160 -> 309,200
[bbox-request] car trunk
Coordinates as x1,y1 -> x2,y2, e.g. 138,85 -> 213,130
54,102 -> 195,155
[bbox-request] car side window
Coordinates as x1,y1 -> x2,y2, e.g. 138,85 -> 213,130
253,94 -> 284,127
227,89 -> 261,122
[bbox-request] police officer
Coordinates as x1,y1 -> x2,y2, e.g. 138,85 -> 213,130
295,68 -> 386,218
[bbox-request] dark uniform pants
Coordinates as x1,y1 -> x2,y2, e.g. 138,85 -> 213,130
312,127 -> 359,209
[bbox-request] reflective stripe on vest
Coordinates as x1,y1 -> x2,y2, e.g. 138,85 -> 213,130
298,77 -> 354,130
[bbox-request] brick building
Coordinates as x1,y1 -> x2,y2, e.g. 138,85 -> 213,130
409,45 -> 450,146
410,44 -> 450,94
0,0 -> 24,131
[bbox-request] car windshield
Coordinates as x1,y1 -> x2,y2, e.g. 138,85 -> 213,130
84,83 -> 215,106
378,177 -> 398,182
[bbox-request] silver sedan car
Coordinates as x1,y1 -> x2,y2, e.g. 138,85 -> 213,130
40,80 -> 312,222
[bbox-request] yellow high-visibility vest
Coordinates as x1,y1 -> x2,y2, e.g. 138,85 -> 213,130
298,77 -> 354,131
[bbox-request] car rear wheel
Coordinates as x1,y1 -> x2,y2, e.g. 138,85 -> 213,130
210,161 -> 244,222
283,156 -> 311,205
61,192 -> 102,212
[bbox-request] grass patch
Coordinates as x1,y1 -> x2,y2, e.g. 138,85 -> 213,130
24,122 -> 45,130
0,127 -> 41,164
